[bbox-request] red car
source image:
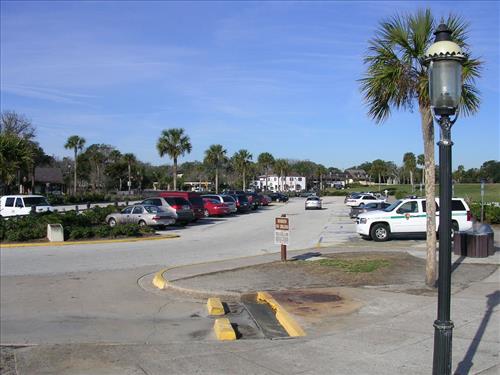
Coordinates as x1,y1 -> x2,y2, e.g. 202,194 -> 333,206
203,198 -> 231,217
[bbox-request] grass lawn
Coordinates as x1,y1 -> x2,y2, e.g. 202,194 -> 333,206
329,183 -> 499,203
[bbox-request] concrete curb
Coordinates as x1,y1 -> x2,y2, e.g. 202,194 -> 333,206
257,291 -> 306,337
1,234 -> 180,248
151,267 -> 241,300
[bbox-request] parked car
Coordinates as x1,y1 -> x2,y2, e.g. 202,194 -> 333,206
305,196 -> 322,210
344,192 -> 361,204
158,191 -> 205,220
106,205 -> 176,228
300,191 -> 316,198
356,197 -> 472,241
141,196 -> 195,225
350,202 -> 391,219
227,193 -> 251,213
0,195 -> 53,217
345,194 -> 386,207
202,198 -> 231,217
268,192 -> 289,202
201,194 -> 237,213
245,192 -> 261,210
259,194 -> 272,206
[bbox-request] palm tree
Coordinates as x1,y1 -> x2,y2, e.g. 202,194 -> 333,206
204,144 -> 227,194
360,9 -> 481,285
232,149 -> 253,190
85,144 -> 106,191
64,135 -> 86,195
123,153 -> 136,193
157,128 -> 192,191
274,159 -> 290,192
403,152 -> 417,189
257,152 -> 275,191
316,164 -> 328,191
417,153 -> 425,184
0,133 -> 34,192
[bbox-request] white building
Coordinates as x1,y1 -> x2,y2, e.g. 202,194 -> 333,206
252,175 -> 306,192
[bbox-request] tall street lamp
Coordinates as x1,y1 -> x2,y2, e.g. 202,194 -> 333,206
424,24 -> 466,375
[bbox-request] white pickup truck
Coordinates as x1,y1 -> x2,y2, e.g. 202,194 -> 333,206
356,197 -> 472,241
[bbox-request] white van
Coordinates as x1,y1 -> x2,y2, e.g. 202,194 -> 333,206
0,195 -> 53,217
356,197 -> 472,241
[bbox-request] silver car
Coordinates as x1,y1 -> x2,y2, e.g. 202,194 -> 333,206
201,194 -> 237,213
106,205 -> 176,228
305,196 -> 322,210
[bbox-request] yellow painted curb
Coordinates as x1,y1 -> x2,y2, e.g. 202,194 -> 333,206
152,268 -> 169,290
207,297 -> 225,316
213,318 -> 236,341
1,234 -> 180,248
257,291 -> 306,337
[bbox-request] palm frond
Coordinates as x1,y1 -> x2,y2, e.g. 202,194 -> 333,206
459,84 -> 481,117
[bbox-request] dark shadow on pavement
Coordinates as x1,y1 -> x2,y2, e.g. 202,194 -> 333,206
291,252 -> 322,261
451,256 -> 466,274
455,290 -> 500,375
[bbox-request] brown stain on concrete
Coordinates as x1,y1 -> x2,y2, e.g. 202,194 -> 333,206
270,288 -> 362,321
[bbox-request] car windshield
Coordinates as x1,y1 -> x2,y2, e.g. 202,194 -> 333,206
383,200 -> 401,212
22,197 -> 50,207
144,206 -> 163,213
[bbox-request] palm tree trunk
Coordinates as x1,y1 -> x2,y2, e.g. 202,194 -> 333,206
173,157 -> 177,190
128,163 -> 131,193
215,167 -> 219,194
73,148 -> 77,195
420,105 -> 437,287
243,169 -> 246,191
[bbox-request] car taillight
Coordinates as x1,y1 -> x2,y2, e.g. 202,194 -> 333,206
152,215 -> 160,220
236,201 -> 240,207
467,210 -> 471,221
172,205 -> 181,210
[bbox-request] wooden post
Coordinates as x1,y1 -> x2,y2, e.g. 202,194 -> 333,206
281,213 -> 287,261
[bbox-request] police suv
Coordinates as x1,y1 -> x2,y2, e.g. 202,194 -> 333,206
356,197 -> 472,241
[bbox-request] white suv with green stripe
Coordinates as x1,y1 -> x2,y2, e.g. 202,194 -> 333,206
356,197 -> 472,241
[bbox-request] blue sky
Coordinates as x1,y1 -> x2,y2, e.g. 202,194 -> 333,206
1,1 -> 498,170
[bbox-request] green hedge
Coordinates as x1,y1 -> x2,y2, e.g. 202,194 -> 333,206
469,203 -> 500,224
0,206 -> 154,242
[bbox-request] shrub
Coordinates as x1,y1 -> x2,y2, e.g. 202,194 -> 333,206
469,203 -> 500,224
68,226 -> 95,240
0,206 -> 154,242
395,190 -> 410,199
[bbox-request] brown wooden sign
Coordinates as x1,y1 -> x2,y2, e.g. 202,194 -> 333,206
275,217 -> 289,230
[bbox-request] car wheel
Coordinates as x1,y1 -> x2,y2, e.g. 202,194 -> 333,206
108,218 -> 117,227
138,220 -> 147,227
204,209 -> 210,217
370,223 -> 390,242
359,203 -> 365,207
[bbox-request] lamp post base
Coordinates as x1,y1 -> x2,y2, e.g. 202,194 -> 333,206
433,319 -> 454,374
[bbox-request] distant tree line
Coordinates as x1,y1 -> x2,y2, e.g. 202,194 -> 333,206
1,111 -> 498,195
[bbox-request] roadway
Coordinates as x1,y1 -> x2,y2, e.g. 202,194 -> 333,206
1,197 -> 358,277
